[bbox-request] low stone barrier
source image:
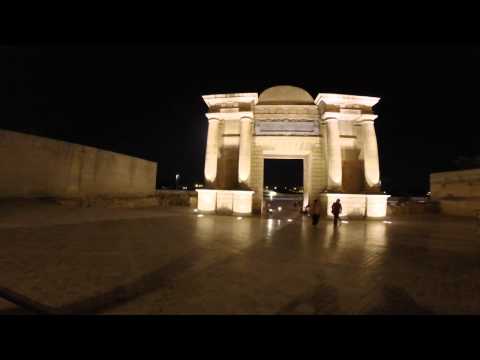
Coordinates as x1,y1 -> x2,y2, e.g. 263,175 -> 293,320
437,198 -> 480,217
54,190 -> 198,209
387,200 -> 440,216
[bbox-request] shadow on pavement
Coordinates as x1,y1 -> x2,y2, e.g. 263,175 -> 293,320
366,285 -> 434,315
0,248 -> 204,315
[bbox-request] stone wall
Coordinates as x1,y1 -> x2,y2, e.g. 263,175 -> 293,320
431,169 -> 480,199
387,200 -> 440,216
430,169 -> 480,217
56,190 -> 197,209
0,129 -> 157,199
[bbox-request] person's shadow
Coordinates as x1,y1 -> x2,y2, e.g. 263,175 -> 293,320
329,226 -> 340,249
367,285 -> 434,315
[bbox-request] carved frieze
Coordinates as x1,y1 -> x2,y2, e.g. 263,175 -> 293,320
255,120 -> 320,135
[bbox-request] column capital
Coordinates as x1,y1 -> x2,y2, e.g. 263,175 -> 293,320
321,117 -> 339,125
206,113 -> 220,119
240,115 -> 254,122
358,114 -> 378,123
321,112 -> 340,122
206,111 -> 253,121
206,116 -> 220,123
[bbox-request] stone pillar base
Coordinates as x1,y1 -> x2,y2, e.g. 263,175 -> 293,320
196,189 -> 254,215
196,189 -> 217,213
320,193 -> 390,219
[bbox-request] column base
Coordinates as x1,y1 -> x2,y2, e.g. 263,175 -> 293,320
320,193 -> 390,219
196,189 -> 254,215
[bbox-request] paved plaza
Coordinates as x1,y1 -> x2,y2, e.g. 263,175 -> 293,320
1,200 -> 480,315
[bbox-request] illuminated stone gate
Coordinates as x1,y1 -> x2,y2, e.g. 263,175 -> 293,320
196,85 -> 389,218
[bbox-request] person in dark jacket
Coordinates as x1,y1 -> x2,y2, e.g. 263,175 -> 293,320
309,199 -> 322,226
331,199 -> 342,227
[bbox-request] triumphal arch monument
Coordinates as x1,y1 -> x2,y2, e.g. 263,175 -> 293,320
196,85 -> 389,218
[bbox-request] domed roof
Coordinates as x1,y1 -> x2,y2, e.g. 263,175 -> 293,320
257,85 -> 315,105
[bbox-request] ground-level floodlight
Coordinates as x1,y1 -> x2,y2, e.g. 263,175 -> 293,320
197,214 -> 204,218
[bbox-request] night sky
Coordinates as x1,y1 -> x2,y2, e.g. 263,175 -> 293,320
1,43 -> 479,196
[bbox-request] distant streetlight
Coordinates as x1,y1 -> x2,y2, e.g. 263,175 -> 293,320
175,174 -> 180,189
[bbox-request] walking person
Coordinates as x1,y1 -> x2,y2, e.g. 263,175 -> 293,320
309,199 -> 322,226
331,199 -> 342,227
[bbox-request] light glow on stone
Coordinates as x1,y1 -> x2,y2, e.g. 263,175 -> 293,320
341,220 -> 349,224
287,219 -> 293,222
237,217 -> 243,220
277,206 -> 282,212
383,220 -> 392,224
193,209 -> 198,212
197,214 -> 204,218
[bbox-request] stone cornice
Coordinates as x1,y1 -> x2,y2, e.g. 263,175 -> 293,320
202,93 -> 258,108
315,93 -> 380,108
321,112 -> 340,120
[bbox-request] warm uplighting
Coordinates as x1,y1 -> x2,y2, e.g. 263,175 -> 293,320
193,209 -> 198,212
268,190 -> 277,201
197,214 -> 204,218
237,217 -> 243,220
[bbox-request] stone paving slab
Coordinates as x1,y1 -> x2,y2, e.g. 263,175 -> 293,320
1,201 -> 480,314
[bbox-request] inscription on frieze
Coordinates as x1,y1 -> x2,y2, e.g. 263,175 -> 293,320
255,120 -> 320,135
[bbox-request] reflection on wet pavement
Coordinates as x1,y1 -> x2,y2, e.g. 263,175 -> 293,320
1,203 -> 480,314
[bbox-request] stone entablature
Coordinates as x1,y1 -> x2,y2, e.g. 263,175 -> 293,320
198,85 -> 387,218
202,93 -> 258,107
315,93 -> 380,108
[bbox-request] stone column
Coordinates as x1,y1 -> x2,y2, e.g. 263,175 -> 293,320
324,117 -> 342,191
238,116 -> 253,187
361,116 -> 381,192
204,118 -> 220,187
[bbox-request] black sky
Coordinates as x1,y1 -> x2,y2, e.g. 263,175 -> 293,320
1,43 -> 479,195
